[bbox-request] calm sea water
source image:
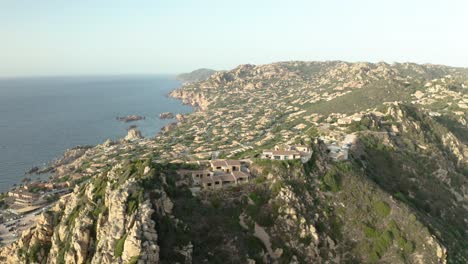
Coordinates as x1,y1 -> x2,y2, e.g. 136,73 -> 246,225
0,75 -> 192,193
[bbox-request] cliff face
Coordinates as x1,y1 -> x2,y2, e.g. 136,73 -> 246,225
240,141 -> 447,264
0,161 -> 169,264
350,104 -> 467,262
169,89 -> 211,110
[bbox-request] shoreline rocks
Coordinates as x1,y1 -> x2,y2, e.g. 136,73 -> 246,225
116,115 -> 145,123
125,128 -> 144,141
159,112 -> 175,119
169,89 -> 210,110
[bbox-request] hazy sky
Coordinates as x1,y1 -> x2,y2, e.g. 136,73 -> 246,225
1,0 -> 467,77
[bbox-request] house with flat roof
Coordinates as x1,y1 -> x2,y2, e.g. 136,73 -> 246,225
8,189 -> 44,207
231,171 -> 249,183
262,150 -> 301,160
178,159 -> 250,189
293,145 -> 311,153
210,160 -> 241,173
262,145 -> 312,161
190,170 -> 214,186
327,144 -> 349,161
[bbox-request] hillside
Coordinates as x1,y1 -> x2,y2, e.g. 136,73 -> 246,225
176,68 -> 217,84
1,61 -> 467,263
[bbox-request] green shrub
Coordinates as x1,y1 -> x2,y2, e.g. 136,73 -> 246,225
373,201 -> 391,217
27,243 -> 41,263
246,236 -> 266,262
93,175 -> 108,202
65,206 -> 81,226
127,255 -> 139,264
403,240 -> 415,253
114,234 -> 128,257
271,180 -> 284,197
323,170 -> 341,192
364,225 -> 378,238
126,189 -> 143,215
210,196 -> 222,208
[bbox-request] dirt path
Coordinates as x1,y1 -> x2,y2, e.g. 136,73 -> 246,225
254,223 -> 277,263
238,214 -> 278,263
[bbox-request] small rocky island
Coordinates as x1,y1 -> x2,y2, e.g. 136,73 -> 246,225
116,115 -> 145,122
159,112 -> 175,119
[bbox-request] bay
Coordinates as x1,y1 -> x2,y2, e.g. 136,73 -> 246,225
0,75 -> 191,193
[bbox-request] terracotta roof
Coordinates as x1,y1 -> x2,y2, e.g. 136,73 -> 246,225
211,160 -> 227,167
272,150 -> 300,156
201,177 -> 214,184
225,160 -> 241,166
232,171 -> 249,179
190,170 -> 212,174
211,159 -> 241,167
218,173 -> 236,182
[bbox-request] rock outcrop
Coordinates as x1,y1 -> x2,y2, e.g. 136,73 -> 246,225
0,161 -> 169,264
116,115 -> 145,123
159,112 -> 174,119
125,129 -> 143,141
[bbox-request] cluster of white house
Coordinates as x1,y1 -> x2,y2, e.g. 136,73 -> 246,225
7,189 -> 44,207
326,144 -> 350,161
178,145 -> 312,190
320,135 -> 355,161
178,159 -> 250,189
261,145 -> 312,161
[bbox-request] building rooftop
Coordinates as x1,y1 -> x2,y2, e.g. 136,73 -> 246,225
232,171 -> 249,179
211,159 -> 241,167
271,150 -> 300,156
219,173 -> 237,182
225,160 -> 241,166
211,160 -> 227,167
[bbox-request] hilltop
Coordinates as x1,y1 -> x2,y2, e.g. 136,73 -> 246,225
1,61 -> 467,264
176,68 -> 217,84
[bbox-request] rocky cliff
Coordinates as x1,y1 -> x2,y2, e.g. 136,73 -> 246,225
0,160 -> 168,264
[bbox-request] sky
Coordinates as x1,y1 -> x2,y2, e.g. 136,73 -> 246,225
1,0 -> 467,77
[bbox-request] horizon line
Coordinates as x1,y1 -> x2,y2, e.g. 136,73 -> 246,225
1,59 -> 467,79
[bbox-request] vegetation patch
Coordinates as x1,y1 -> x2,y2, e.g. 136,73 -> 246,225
373,201 -> 391,218
126,189 -> 144,215
114,233 -> 128,257
322,169 -> 341,192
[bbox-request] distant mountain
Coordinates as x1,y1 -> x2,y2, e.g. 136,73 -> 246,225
176,68 -> 216,83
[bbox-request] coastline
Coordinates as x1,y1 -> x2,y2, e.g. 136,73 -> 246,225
0,78 -> 196,247
0,76 -> 194,195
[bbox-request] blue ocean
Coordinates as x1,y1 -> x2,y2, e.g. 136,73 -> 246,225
0,75 -> 192,193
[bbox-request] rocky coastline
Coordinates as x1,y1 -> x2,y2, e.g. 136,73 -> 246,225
158,112 -> 174,119
5,80 -> 194,195
169,89 -> 210,110
0,80 -> 194,263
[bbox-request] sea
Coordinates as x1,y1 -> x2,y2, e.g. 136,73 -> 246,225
0,75 -> 192,193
